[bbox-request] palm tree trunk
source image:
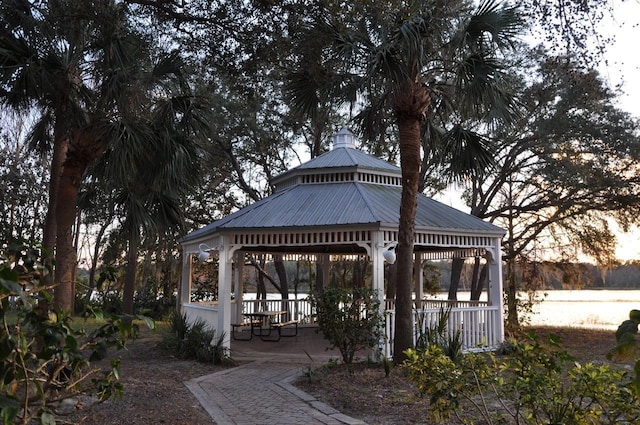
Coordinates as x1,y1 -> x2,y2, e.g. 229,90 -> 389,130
53,130 -> 106,312
53,160 -> 83,312
393,113 -> 422,364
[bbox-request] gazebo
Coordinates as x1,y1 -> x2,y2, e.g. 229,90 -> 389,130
179,129 -> 505,358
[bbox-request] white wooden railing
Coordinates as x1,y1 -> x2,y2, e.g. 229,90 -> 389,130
240,298 -> 316,324
385,298 -> 489,310
192,298 -> 501,357
382,305 -> 500,359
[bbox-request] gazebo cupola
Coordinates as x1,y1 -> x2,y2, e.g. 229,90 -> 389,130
272,128 -> 402,193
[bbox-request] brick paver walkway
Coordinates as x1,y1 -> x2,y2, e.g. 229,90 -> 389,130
185,360 -> 365,425
184,327 -> 368,425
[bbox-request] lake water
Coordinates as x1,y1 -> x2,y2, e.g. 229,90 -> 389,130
247,289 -> 640,330
425,289 -> 640,330
526,289 -> 640,330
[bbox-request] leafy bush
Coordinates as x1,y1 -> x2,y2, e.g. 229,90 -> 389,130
0,246 -> 153,424
608,308 -> 640,395
163,310 -> 228,364
310,286 -> 384,364
403,332 -> 640,424
134,278 -> 176,320
403,344 -> 494,423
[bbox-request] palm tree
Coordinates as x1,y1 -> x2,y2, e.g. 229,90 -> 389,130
287,0 -> 522,362
0,1 -> 151,311
0,1 -> 209,312
104,71 -> 209,314
0,2 -> 84,294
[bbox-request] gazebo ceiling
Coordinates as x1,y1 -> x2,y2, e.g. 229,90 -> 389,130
181,129 -> 505,247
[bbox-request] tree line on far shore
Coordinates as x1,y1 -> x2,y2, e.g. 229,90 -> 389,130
431,259 -> 640,291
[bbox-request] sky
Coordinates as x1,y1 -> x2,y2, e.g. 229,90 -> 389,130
599,1 -> 640,261
598,1 -> 640,119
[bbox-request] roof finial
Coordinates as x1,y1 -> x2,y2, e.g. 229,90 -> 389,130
332,128 -> 356,150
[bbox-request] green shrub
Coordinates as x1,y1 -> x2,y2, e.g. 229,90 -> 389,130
310,286 -> 384,364
403,332 -> 640,424
134,278 -> 176,320
403,345 -> 495,423
163,310 -> 228,364
608,308 -> 640,395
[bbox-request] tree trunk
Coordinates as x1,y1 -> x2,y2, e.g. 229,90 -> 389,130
353,260 -> 367,288
314,263 -> 324,293
386,262 -> 397,300
470,261 -> 488,302
273,255 -> 289,312
70,207 -> 82,308
506,259 -> 519,330
53,129 -> 106,312
53,161 -> 83,312
123,234 -> 139,315
448,258 -> 464,301
84,220 -> 109,305
393,110 -> 423,364
465,256 -> 480,303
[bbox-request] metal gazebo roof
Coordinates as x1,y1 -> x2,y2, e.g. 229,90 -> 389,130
181,128 -> 504,249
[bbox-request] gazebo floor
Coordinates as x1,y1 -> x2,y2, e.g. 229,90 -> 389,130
229,326 -> 370,363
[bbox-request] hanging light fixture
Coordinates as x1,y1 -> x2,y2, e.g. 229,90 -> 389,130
198,243 -> 215,262
382,246 -> 396,264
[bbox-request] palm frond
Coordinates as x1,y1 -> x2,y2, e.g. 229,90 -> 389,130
25,109 -> 53,155
116,188 -> 156,237
99,119 -> 155,184
455,53 -> 522,126
437,125 -> 496,181
465,0 -> 523,51
285,69 -> 324,121
152,51 -> 189,93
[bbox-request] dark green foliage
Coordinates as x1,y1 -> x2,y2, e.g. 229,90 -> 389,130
310,286 -> 384,364
0,246 -> 153,424
133,278 -> 176,320
163,310 -> 228,364
403,332 -> 640,424
608,309 -> 640,395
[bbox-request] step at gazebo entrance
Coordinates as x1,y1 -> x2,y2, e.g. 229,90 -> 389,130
179,129 -> 505,358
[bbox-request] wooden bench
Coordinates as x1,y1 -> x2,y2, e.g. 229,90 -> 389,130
231,320 -> 261,341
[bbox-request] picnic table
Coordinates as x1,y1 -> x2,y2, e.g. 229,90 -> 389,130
232,310 -> 298,342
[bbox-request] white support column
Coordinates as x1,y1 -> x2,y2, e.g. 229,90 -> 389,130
487,238 -> 504,345
179,252 -> 192,311
234,250 -> 245,325
371,242 -> 385,310
217,240 -> 234,351
371,233 -> 386,361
